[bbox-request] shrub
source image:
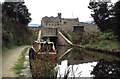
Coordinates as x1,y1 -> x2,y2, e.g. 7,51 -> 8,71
98,31 -> 117,41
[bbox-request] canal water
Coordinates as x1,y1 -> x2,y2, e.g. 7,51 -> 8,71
56,46 -> 120,78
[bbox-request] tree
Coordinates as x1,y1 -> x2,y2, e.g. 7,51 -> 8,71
2,2 -> 33,49
2,2 -> 31,25
112,1 -> 120,40
0,3 -> 1,23
88,2 -> 113,31
88,1 -> 120,40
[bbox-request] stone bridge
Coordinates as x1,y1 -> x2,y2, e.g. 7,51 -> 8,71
41,27 -> 57,37
37,27 -> 72,46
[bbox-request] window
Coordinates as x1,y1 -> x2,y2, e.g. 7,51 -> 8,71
73,26 -> 84,32
46,23 -> 47,26
64,22 -> 67,24
60,20 -> 61,22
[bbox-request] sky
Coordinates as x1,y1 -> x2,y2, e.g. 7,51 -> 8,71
24,0 -> 118,24
1,0 -> 118,24
25,0 -> 93,24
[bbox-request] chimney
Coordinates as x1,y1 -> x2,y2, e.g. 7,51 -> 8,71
58,13 -> 61,19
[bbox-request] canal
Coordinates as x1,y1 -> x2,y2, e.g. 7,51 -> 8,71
56,46 -> 120,78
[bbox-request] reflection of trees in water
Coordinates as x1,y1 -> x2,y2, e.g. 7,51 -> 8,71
72,48 -> 84,60
91,59 -> 120,78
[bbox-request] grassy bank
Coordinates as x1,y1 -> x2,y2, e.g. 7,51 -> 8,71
61,30 -> 120,52
85,40 -> 119,52
13,47 -> 29,77
2,29 -> 38,55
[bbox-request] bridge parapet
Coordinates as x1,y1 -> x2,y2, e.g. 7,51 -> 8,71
41,27 -> 57,37
40,27 -> 72,46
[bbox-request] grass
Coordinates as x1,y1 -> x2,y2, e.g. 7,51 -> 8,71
13,47 -> 29,77
61,31 -> 120,52
60,30 -> 72,41
85,40 -> 120,52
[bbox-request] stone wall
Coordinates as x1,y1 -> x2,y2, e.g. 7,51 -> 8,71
41,27 -> 57,37
59,22 -> 99,33
57,31 -> 73,46
39,27 -> 72,46
80,22 -> 99,33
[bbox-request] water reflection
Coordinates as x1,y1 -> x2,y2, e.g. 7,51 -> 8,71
58,47 -> 98,65
56,47 -> 120,77
56,60 -> 97,77
56,46 -> 71,58
91,59 -> 120,78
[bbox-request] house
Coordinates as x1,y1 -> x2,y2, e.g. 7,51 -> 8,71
41,13 -> 99,33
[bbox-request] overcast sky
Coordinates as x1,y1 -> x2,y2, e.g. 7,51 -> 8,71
24,0 -> 118,24
25,0 -> 94,24
1,0 -> 118,24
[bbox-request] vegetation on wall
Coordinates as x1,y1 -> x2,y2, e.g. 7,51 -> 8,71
68,31 -> 119,52
60,28 -> 119,52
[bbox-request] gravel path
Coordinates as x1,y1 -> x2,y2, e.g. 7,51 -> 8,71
2,46 -> 27,77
